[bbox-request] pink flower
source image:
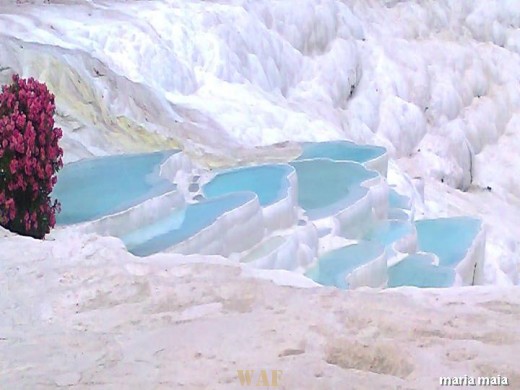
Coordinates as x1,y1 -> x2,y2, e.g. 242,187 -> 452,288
15,114 -> 26,129
9,159 -> 18,174
0,74 -> 63,239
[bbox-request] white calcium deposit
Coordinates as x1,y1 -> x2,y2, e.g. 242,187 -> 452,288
1,228 -> 520,388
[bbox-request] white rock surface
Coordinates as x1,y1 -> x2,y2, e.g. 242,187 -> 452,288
1,232 -> 520,389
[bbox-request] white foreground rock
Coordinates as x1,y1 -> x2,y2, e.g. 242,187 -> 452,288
0,0 -> 519,282
1,231 -> 519,389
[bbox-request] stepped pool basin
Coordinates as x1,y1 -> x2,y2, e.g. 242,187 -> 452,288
239,222 -> 317,270
306,241 -> 385,289
415,217 -> 482,266
388,254 -> 456,288
47,140 -> 484,290
297,141 -> 386,164
290,159 -> 378,220
241,236 -> 287,264
364,220 -> 414,247
387,188 -> 412,221
202,164 -> 294,207
122,192 -> 256,257
53,151 -> 178,225
388,188 -> 411,210
387,209 -> 410,220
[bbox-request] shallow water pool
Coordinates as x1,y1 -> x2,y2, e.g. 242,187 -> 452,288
290,159 -> 377,219
297,141 -> 385,164
53,150 -> 178,225
203,164 -> 293,207
415,217 -> 481,266
122,192 -> 255,257
388,188 -> 411,210
305,241 -> 384,289
364,220 -> 414,247
388,254 -> 455,288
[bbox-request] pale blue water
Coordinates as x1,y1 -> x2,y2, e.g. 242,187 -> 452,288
388,209 -> 409,220
388,188 -> 411,210
364,220 -> 414,246
415,217 -> 481,266
241,236 -> 286,263
297,141 -> 385,163
290,159 -> 378,219
53,151 -> 178,225
202,164 -> 293,206
305,241 -> 384,289
388,254 -> 455,288
123,192 -> 255,257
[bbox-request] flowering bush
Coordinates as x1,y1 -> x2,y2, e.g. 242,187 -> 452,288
0,74 -> 63,239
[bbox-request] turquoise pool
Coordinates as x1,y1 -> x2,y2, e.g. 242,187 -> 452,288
53,151 -> 178,225
415,217 -> 481,266
388,209 -> 410,220
297,141 -> 385,164
48,141 -> 483,291
388,188 -> 411,210
364,220 -> 414,247
290,159 -> 377,219
122,192 -> 255,257
388,254 -> 455,288
305,241 -> 384,289
202,164 -> 293,207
